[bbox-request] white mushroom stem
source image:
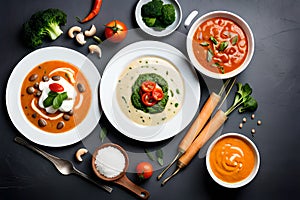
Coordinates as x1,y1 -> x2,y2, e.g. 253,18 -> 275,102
76,32 -> 86,45
68,26 -> 82,38
88,45 -> 102,58
76,148 -> 88,162
84,24 -> 97,37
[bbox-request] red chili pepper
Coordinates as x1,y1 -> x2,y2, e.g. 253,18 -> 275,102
81,0 -> 102,23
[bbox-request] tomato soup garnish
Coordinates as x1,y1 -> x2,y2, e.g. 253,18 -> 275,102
192,17 -> 248,74
209,135 -> 256,183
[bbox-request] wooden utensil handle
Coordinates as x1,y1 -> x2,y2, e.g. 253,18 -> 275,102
179,110 -> 227,167
178,92 -> 221,153
115,175 -> 150,199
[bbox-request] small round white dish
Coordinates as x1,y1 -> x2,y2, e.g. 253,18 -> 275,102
186,11 -> 255,79
206,132 -> 260,188
6,46 -> 101,147
100,41 -> 200,142
135,0 -> 182,37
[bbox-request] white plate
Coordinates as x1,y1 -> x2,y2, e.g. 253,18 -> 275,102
100,41 -> 200,142
135,0 -> 182,37
6,46 -> 101,147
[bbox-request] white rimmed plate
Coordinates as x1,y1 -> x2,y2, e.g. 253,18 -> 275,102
135,0 -> 182,37
6,46 -> 101,147
100,41 -> 200,142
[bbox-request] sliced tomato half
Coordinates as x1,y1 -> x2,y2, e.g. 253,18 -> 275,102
49,83 -> 64,92
141,81 -> 156,93
152,87 -> 164,101
141,92 -> 157,107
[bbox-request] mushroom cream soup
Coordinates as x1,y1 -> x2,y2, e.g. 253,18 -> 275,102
116,56 -> 184,126
20,60 -> 91,133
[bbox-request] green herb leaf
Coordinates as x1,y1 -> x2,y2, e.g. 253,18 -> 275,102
211,63 -> 225,74
100,127 -> 107,142
219,41 -> 229,51
48,91 -> 58,97
43,95 -> 56,107
225,83 -> 257,116
157,157 -> 164,166
231,35 -> 238,45
207,48 -> 214,62
52,92 -> 68,109
210,36 -> 218,45
219,66 -> 225,74
156,149 -> 164,166
238,96 -> 258,113
212,62 -> 221,68
200,42 -> 209,47
144,149 -> 155,161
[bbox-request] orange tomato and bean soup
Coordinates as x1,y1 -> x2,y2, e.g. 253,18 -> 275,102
209,135 -> 256,183
20,60 -> 91,133
192,17 -> 248,74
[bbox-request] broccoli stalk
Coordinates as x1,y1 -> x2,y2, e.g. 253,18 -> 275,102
23,8 -> 67,48
42,21 -> 64,40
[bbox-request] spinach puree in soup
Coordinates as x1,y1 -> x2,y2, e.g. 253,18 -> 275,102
131,73 -> 169,114
116,56 -> 184,126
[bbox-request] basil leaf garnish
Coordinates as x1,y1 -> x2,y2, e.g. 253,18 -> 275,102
52,92 -> 68,109
212,62 -> 221,68
211,63 -> 225,74
219,41 -> 229,51
210,36 -> 218,45
207,48 -> 214,62
232,35 -> 238,45
200,42 -> 209,47
43,95 -> 56,107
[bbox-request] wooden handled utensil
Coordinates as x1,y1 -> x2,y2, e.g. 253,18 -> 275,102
92,143 -> 150,199
161,110 -> 228,185
157,78 -> 235,180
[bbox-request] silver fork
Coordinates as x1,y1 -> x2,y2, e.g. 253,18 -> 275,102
14,136 -> 113,193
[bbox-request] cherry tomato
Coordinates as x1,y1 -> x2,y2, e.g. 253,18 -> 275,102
152,87 -> 164,101
104,20 -> 127,43
141,81 -> 156,93
49,83 -> 64,92
141,92 -> 157,107
136,162 -> 153,180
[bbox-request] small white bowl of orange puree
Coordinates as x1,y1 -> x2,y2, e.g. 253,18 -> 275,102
206,132 -> 260,188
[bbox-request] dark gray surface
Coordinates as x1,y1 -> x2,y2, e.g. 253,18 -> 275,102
1,0 -> 300,199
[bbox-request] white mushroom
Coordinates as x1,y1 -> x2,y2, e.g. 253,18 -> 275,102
88,44 -> 102,58
75,148 -> 88,162
68,26 -> 82,38
75,32 -> 86,45
84,24 -> 97,37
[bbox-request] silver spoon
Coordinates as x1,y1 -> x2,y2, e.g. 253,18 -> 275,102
14,136 -> 113,193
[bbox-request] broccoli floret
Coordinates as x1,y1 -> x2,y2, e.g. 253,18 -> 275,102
23,8 -> 67,48
141,0 -> 163,18
142,17 -> 156,27
141,0 -> 176,29
160,4 -> 176,26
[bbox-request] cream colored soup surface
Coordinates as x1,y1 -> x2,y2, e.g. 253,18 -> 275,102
116,56 -> 184,126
